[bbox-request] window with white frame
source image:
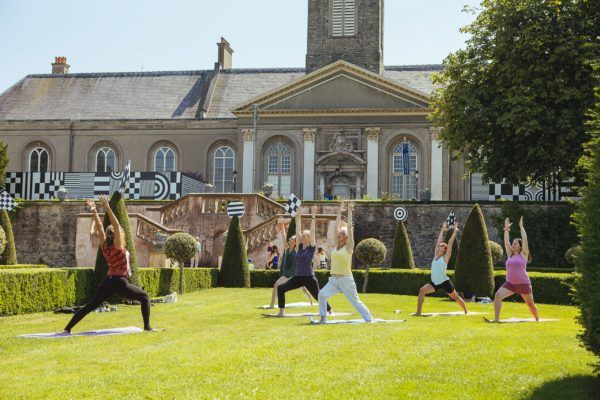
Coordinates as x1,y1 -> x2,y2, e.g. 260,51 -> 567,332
154,146 -> 176,172
213,146 -> 235,192
391,141 -> 418,199
28,147 -> 50,173
332,0 -> 356,37
266,142 -> 292,198
95,147 -> 117,172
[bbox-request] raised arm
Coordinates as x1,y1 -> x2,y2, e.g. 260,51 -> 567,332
87,199 -> 106,247
519,217 -> 529,258
295,207 -> 302,252
435,221 -> 447,259
309,209 -> 317,248
329,202 -> 344,248
503,217 -> 512,257
346,201 -> 355,251
444,223 -> 459,264
277,217 -> 289,250
100,195 -> 124,250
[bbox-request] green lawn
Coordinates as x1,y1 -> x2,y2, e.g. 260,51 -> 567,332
0,288 -> 597,400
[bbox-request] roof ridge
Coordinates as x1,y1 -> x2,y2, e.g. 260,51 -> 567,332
384,64 -> 443,71
24,70 -> 212,79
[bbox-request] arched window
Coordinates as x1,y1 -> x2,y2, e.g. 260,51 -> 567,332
154,147 -> 176,172
213,146 -> 235,192
391,141 -> 418,199
29,147 -> 50,173
95,147 -> 117,172
266,142 -> 292,198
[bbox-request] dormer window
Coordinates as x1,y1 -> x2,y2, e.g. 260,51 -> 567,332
332,0 -> 356,37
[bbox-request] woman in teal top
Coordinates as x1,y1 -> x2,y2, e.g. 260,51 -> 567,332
415,221 -> 467,316
267,219 -> 313,309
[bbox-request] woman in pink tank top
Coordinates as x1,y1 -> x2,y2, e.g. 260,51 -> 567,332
490,217 -> 539,322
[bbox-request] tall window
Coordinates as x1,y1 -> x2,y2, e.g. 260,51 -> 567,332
213,146 -> 235,192
29,147 -> 49,172
332,0 -> 356,37
95,147 -> 117,172
266,142 -> 292,198
154,147 -> 176,172
391,141 -> 418,199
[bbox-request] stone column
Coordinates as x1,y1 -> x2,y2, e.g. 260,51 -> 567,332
302,128 -> 317,200
319,175 -> 325,200
365,127 -> 381,199
430,127 -> 443,201
241,129 -> 255,193
356,175 -> 362,199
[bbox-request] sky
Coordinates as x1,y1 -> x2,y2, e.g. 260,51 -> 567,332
0,0 -> 481,93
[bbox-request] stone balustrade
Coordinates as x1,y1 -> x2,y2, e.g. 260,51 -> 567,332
135,215 -> 183,248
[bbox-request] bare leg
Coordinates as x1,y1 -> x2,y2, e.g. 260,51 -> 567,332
493,287 -> 515,322
521,293 -> 539,321
270,276 -> 289,308
415,284 -> 435,315
448,290 -> 468,314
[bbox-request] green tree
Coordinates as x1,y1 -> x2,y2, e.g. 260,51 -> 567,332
0,210 -> 17,265
165,232 -> 198,294
454,204 -> 494,297
574,61 -> 600,365
0,224 -> 6,256
355,238 -> 387,293
430,0 -> 597,186
443,228 -> 459,270
219,216 -> 249,288
286,217 -> 296,241
390,221 -> 415,269
0,141 -> 8,184
93,191 -> 139,285
488,241 -> 504,266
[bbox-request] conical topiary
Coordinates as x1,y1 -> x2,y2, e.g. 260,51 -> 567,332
443,228 -> 459,270
0,209 -> 17,265
93,191 -> 139,285
0,224 -> 6,256
454,204 -> 494,297
219,215 -> 250,287
391,221 -> 415,269
286,217 -> 296,241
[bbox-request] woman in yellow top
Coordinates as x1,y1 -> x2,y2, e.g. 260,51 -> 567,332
317,201 -> 373,323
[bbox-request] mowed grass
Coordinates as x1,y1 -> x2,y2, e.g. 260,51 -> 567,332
0,288 -> 598,400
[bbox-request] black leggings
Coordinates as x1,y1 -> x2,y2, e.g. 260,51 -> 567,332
278,275 -> 331,311
65,276 -> 151,332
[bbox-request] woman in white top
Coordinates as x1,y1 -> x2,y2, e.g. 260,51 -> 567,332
415,221 -> 467,316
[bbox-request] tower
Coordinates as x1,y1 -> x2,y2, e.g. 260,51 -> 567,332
306,0 -> 384,74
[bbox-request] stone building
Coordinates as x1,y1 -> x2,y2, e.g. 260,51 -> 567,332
0,0 -> 475,201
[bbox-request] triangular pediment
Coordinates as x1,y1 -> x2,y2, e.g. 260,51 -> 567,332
231,60 -> 430,117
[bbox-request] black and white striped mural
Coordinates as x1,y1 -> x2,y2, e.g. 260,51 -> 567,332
470,173 -> 578,201
3,172 -> 211,200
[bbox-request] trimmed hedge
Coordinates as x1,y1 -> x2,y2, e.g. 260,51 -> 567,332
249,269 -> 575,305
0,267 -> 217,316
0,209 -> 17,265
0,264 -> 49,270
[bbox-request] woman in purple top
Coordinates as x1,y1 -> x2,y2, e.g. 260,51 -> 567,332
276,207 -> 331,317
491,217 -> 539,322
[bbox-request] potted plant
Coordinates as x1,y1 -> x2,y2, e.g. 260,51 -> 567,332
261,182 -> 274,198
420,188 -> 431,203
56,186 -> 68,201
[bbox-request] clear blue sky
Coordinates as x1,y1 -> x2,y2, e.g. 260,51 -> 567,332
0,0 -> 480,93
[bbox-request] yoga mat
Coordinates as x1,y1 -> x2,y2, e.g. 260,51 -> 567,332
309,318 -> 406,325
483,317 -> 559,323
410,311 -> 486,317
18,327 -> 144,339
262,312 -> 353,318
257,302 -> 315,309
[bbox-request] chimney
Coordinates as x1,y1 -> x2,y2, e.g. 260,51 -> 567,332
217,37 -> 233,70
51,56 -> 70,74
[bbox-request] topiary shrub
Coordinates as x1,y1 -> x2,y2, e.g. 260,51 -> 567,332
0,209 -> 17,265
355,238 -> 387,293
165,232 -> 198,294
286,217 -> 296,241
454,204 -> 495,298
93,191 -> 139,285
219,216 -> 250,288
565,244 -> 582,267
443,228 -> 459,270
0,225 -> 5,255
489,240 -> 504,266
390,221 -> 415,269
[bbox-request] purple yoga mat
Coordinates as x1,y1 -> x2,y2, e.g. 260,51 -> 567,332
18,326 -> 144,339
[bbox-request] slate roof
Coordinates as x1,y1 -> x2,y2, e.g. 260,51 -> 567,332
0,65 -> 442,121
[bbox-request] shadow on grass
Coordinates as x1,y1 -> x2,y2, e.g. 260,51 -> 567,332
524,374 -> 600,400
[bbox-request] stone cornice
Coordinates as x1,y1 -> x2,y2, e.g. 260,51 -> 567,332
0,119 -> 237,131
234,108 -> 431,118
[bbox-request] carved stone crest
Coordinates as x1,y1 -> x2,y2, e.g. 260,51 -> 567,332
329,131 -> 353,152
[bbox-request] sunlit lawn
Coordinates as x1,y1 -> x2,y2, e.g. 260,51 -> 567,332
0,288 -> 597,399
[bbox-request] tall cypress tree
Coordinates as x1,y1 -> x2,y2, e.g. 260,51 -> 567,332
0,210 -> 16,265
390,221 -> 415,269
219,216 -> 250,287
454,204 -> 494,297
93,191 -> 139,285
286,217 -> 296,241
443,228 -> 459,270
